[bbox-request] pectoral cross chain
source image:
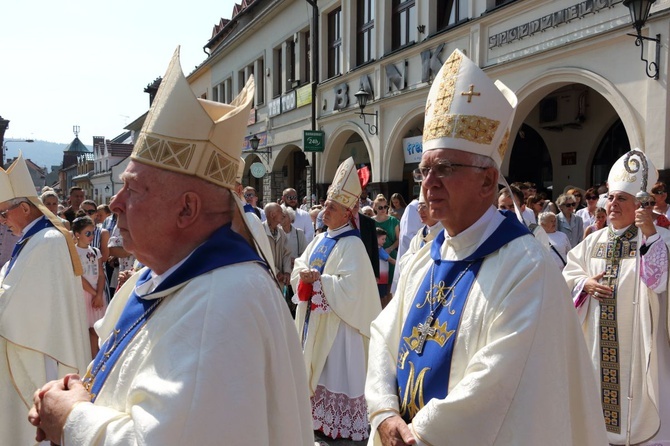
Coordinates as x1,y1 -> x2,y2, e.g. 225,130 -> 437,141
416,315 -> 436,354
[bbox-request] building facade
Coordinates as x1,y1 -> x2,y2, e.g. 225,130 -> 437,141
188,0 -> 670,203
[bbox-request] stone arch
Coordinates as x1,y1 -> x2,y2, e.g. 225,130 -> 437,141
321,123 -> 372,182
384,103 -> 426,181
509,66 -> 641,171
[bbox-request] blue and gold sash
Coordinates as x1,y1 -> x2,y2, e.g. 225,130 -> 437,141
84,224 -> 268,401
301,228 -> 359,346
6,216 -> 53,274
397,211 -> 529,422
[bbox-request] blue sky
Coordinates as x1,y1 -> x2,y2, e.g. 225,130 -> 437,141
1,0 -> 238,145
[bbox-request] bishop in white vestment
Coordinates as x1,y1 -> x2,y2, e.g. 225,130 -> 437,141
0,155 -> 90,446
29,48 -> 313,446
563,149 -> 670,445
365,48 -> 608,446
292,157 -> 381,441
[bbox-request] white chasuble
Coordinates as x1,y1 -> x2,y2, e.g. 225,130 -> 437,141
366,207 -> 608,446
564,225 -> 670,445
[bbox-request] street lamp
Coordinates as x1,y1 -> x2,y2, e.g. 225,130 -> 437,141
622,0 -> 660,80
2,139 -> 34,166
354,89 -> 378,135
249,134 -> 272,164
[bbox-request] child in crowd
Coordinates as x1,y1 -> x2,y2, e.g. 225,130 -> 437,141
72,216 -> 107,359
376,227 -> 395,300
583,207 -> 607,239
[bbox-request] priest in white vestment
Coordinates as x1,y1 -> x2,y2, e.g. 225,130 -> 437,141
365,49 -> 608,446
563,149 -> 670,445
28,48 -> 313,446
292,157 -> 381,442
0,154 -> 90,446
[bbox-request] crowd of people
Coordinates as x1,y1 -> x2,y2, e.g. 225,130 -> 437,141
0,47 -> 667,446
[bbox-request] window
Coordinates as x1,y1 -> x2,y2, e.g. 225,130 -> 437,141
357,0 -> 374,66
224,79 -> 232,103
327,7 -> 342,78
303,30 -> 311,83
392,0 -> 415,50
256,58 -> 264,105
274,46 -> 283,97
437,0 -> 467,31
287,40 -> 296,88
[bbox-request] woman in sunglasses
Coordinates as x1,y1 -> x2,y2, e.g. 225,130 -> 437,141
72,216 -> 107,359
576,187 -> 600,231
373,194 -> 400,295
556,193 -> 584,248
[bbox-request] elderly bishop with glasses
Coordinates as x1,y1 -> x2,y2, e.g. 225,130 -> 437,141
0,155 -> 90,445
364,50 -> 608,445
564,150 -> 670,445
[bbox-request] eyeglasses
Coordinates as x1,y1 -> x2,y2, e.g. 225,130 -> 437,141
84,209 -> 97,215
563,203 -> 576,208
84,230 -> 93,237
653,191 -> 666,195
377,205 -> 389,211
640,200 -> 656,209
244,193 -> 255,198
417,203 -> 428,211
413,161 -> 488,181
0,202 -> 24,219
284,195 -> 298,200
585,195 -> 598,200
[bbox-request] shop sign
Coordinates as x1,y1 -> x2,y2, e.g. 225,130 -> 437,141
403,135 -> 423,164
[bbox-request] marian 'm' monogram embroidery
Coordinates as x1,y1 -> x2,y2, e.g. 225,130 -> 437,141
399,362 -> 431,421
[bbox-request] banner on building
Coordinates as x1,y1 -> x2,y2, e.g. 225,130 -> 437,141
403,135 -> 423,164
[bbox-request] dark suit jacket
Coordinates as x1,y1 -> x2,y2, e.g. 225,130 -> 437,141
358,213 -> 380,278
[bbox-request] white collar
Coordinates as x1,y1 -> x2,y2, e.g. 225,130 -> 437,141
439,206 -> 503,260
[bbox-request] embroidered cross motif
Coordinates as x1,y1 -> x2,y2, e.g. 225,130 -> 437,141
415,315 -> 436,354
461,84 -> 481,103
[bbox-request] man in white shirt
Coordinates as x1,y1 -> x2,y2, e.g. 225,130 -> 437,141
282,187 -> 315,242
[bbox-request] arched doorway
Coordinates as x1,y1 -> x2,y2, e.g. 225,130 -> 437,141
591,119 -> 630,187
508,123 -> 553,192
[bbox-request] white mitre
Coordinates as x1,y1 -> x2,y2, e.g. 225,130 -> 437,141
423,49 -> 517,168
328,157 -> 361,211
131,47 -> 254,190
607,149 -> 658,196
0,154 -> 82,275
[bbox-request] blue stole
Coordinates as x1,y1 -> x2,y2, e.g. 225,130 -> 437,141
6,216 -> 53,274
301,228 -> 359,347
396,211 -> 529,422
85,224 -> 267,401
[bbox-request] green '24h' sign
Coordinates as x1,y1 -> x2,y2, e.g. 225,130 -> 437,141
304,130 -> 325,152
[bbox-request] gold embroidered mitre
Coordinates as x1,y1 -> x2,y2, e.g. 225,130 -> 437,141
423,49 -> 517,167
0,154 -> 82,275
607,149 -> 658,196
327,157 -> 361,210
131,47 -> 254,190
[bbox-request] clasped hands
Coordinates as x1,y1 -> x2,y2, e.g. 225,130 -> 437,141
299,268 -> 320,284
27,374 -> 91,445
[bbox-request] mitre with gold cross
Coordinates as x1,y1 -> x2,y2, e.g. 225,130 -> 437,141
422,49 -> 517,168
131,47 -> 255,190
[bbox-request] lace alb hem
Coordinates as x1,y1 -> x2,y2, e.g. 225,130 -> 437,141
312,385 -> 369,441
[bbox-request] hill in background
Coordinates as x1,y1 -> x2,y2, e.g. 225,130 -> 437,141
3,139 -> 92,172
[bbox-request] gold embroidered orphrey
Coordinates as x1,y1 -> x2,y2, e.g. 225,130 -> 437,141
591,224 -> 638,434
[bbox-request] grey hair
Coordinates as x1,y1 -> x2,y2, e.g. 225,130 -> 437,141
282,205 -> 296,222
538,212 -> 557,225
40,191 -> 59,202
556,194 -> 575,207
